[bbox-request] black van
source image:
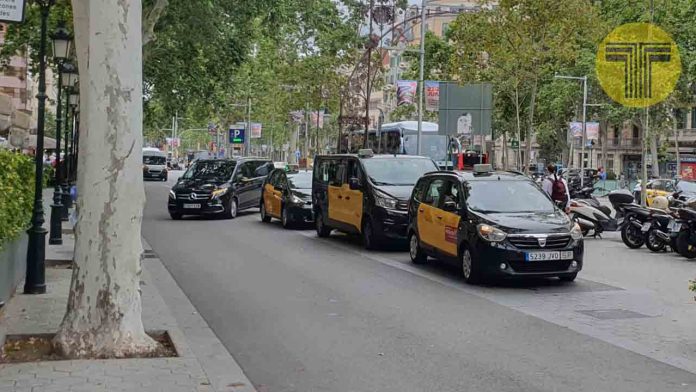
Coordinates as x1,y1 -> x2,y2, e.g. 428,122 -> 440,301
168,157 -> 273,219
312,150 -> 439,249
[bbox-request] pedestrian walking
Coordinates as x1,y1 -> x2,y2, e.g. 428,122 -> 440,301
542,164 -> 571,213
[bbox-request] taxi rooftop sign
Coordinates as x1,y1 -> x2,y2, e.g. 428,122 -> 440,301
0,0 -> 26,24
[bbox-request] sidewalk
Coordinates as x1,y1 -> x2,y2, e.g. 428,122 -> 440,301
0,193 -> 255,392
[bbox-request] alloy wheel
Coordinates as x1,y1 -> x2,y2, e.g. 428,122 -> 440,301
462,249 -> 472,279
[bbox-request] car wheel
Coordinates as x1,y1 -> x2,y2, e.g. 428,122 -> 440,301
169,212 -> 182,220
409,231 -> 427,264
620,221 -> 644,249
260,202 -> 271,223
315,210 -> 331,238
461,246 -> 481,284
644,229 -> 665,252
559,273 -> 577,282
362,219 -> 379,250
281,206 -> 292,229
676,231 -> 696,259
225,198 -> 238,219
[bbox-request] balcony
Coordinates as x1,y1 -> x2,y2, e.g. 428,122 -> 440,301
607,138 -> 641,149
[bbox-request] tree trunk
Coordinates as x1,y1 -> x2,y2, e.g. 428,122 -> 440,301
671,109 -> 680,176
502,131 -> 508,170
650,133 -> 659,178
600,120 -> 608,169
54,0 -> 157,359
524,80 -> 538,174
514,87 -> 522,170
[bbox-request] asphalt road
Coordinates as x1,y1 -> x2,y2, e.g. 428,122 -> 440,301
142,175 -> 696,392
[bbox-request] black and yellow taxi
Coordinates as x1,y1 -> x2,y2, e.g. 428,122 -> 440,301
260,169 -> 313,228
408,165 -> 584,284
312,150 -> 439,249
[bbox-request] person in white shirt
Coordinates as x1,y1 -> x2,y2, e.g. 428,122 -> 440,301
542,164 -> 571,213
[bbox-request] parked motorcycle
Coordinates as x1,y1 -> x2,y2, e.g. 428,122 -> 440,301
672,200 -> 696,259
640,196 -> 674,252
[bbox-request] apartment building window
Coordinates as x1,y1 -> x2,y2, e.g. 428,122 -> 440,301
675,109 -> 687,129
692,107 -> 696,129
442,23 -> 450,36
606,154 -> 614,173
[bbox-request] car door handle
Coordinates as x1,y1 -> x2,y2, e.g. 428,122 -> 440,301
337,195 -> 343,199
436,216 -> 443,220
345,196 -> 351,200
419,209 -> 424,212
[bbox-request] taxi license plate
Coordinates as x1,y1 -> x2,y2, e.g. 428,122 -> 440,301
668,221 -> 681,231
641,222 -> 652,232
525,251 -> 573,262
183,203 -> 201,209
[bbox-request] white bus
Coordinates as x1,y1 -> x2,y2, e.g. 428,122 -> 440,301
340,121 -> 450,168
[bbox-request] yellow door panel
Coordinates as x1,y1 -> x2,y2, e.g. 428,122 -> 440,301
263,184 -> 275,216
417,203 -> 438,247
328,185 -> 342,222
341,184 -> 363,232
433,210 -> 461,256
272,189 -> 283,218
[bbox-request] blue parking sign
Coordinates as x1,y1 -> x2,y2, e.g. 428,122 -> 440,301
229,127 -> 245,144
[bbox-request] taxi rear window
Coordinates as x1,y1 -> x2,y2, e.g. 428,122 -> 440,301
467,180 -> 555,213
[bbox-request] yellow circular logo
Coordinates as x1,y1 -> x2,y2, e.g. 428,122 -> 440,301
596,22 -> 681,108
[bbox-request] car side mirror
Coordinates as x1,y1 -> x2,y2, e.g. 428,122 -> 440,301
348,177 -> 361,190
443,200 -> 458,212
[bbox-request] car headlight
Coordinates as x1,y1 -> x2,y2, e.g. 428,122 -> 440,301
570,222 -> 583,240
290,194 -> 303,204
477,224 -> 507,242
211,188 -> 228,198
169,190 -> 176,199
374,192 -> 398,209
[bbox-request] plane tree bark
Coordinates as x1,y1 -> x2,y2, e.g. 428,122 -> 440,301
53,0 -> 158,358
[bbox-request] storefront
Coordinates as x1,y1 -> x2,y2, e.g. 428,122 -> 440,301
666,156 -> 696,180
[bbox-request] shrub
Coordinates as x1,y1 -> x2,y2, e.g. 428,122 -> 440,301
0,150 -> 34,249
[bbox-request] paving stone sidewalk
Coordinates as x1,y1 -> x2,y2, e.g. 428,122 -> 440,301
0,223 -> 256,392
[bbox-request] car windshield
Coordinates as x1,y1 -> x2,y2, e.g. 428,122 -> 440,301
467,180 -> 555,213
362,158 -> 437,186
143,155 -> 166,165
288,172 -> 313,189
678,181 -> 696,193
183,161 -> 236,181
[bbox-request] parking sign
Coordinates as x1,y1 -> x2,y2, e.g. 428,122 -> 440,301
229,127 -> 245,144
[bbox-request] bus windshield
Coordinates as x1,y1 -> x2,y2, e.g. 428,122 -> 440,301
402,134 -> 447,162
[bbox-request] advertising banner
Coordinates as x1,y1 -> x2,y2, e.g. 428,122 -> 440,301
396,80 -> 417,106
251,123 -> 262,139
310,110 -> 325,129
425,81 -> 439,112
569,121 -> 600,140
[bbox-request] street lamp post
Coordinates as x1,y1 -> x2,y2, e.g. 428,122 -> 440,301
25,0 -> 55,294
47,25 -> 71,244
67,89 -> 79,182
60,63 -> 77,211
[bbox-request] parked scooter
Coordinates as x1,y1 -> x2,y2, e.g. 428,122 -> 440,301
569,189 -> 633,237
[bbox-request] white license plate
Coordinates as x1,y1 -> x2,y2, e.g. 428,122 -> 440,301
668,221 -> 681,231
183,203 -> 201,209
525,251 -> 573,262
641,222 -> 652,232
